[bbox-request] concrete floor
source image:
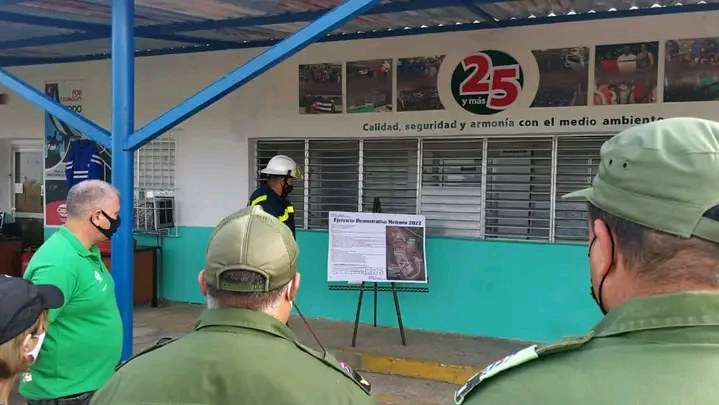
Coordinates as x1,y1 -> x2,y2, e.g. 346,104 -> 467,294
9,301 -> 530,404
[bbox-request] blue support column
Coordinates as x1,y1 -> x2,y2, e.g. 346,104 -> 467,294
110,0 -> 136,361
126,0 -> 381,150
0,68 -> 111,148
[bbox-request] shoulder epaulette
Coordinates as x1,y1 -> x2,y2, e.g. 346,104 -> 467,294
115,336 -> 178,372
294,341 -> 372,395
454,332 -> 595,404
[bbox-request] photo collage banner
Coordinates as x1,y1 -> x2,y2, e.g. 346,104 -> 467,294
297,37 -> 719,133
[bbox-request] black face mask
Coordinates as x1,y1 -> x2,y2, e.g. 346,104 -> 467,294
92,210 -> 121,239
281,177 -> 294,199
588,234 -> 614,316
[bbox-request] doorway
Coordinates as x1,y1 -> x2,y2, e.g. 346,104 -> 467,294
11,146 -> 44,248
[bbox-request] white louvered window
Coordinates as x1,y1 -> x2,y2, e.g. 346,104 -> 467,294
484,138 -> 552,241
255,140 -> 306,229
420,139 -> 483,238
362,139 -> 418,214
134,132 -> 177,233
554,135 -> 610,241
307,140 -> 360,229
251,134 -> 608,243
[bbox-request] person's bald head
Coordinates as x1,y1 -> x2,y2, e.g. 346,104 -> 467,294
66,180 -> 119,220
64,180 -> 121,245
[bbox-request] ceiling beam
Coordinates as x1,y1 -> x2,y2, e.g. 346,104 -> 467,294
1,1 -> 718,64
0,0 -> 510,50
463,0 -> 499,27
0,0 -> 34,6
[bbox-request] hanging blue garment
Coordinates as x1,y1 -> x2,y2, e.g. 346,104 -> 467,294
64,139 -> 104,189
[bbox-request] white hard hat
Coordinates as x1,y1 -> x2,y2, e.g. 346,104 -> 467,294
260,155 -> 303,179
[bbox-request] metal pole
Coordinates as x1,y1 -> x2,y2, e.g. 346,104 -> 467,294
111,0 -> 136,361
0,68 -> 112,148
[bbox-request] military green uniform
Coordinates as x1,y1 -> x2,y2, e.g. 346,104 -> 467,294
90,308 -> 374,405
456,292 -> 719,404
91,205 -> 374,405
456,118 -> 719,404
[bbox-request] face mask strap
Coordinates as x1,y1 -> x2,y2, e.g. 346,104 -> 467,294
91,209 -> 120,238
280,170 -> 294,198
27,331 -> 46,363
589,231 -> 616,315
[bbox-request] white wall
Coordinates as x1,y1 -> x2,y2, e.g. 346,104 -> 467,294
0,50 -> 262,226
0,11 -> 717,227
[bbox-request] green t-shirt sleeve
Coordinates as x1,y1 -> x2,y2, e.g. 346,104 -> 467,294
25,261 -> 77,323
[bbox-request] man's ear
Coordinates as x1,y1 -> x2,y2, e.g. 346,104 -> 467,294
288,273 -> 301,302
198,269 -> 208,298
591,218 -> 615,277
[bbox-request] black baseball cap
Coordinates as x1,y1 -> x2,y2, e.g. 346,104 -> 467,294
0,275 -> 64,345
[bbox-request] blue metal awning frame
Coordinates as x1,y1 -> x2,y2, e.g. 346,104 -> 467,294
0,0 -> 717,67
0,0 -> 383,361
0,0 -> 717,360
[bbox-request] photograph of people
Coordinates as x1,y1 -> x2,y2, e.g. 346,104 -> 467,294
594,42 -> 658,105
385,226 -> 426,282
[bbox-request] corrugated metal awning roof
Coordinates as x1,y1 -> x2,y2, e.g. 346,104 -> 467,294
0,0 -> 716,66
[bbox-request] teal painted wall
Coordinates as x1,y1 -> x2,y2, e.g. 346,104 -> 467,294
44,226 -> 601,343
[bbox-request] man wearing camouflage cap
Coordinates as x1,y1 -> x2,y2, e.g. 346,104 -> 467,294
90,205 -> 375,404
454,117 -> 719,404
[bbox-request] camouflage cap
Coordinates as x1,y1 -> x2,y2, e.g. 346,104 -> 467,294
563,117 -> 719,243
204,205 -> 299,293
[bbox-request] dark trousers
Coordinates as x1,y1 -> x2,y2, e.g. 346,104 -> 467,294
26,391 -> 94,405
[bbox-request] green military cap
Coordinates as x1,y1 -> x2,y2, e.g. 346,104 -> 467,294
204,205 -> 299,293
563,117 -> 719,243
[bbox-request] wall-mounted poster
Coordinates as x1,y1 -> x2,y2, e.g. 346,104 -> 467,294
346,59 -> 393,113
594,42 -> 659,105
396,56 -> 445,111
327,211 -> 427,283
298,63 -> 343,114
531,47 -> 589,107
44,80 -> 111,227
664,38 -> 719,102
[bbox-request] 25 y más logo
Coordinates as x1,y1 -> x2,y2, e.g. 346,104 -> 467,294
451,50 -> 524,115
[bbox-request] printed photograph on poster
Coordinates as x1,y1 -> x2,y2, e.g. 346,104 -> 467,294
298,63 -> 343,114
44,179 -> 68,226
531,47 -> 589,107
346,59 -> 393,113
386,225 -> 426,282
594,42 -> 658,105
396,56 -> 445,111
327,211 -> 427,284
664,38 -> 719,102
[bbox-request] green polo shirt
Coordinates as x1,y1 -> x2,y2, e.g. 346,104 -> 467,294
90,308 -> 374,405
457,291 -> 719,404
20,226 -> 122,400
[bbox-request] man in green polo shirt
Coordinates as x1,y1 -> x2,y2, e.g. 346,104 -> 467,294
454,117 -> 719,404
21,180 -> 123,405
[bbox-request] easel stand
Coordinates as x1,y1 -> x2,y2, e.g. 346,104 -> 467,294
351,282 -> 406,347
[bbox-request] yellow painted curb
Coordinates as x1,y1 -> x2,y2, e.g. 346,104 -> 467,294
361,352 -> 480,385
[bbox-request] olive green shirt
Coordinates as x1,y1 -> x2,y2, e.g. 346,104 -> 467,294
90,308 -> 376,405
456,292 -> 719,404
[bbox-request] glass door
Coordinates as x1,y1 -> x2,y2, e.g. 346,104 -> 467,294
12,148 -> 44,247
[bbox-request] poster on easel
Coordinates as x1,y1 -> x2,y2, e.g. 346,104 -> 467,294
43,80 -> 111,226
327,211 -> 427,283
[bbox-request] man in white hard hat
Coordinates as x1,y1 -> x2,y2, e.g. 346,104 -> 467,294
248,155 -> 302,238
